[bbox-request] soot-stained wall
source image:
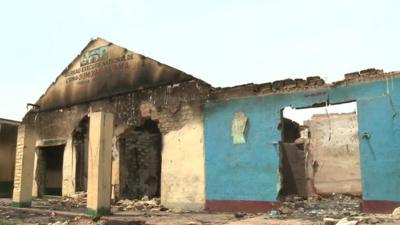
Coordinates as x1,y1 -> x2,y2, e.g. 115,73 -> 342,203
37,38 -> 195,111
25,80 -> 210,207
21,38 -> 211,211
119,122 -> 162,200
26,78 -> 211,210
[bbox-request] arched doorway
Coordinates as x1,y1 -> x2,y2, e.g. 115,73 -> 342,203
119,119 -> 162,199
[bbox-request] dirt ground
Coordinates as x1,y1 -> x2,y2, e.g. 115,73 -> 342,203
1,195 -> 399,225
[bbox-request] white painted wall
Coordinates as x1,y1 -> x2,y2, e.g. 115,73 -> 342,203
161,118 -> 205,211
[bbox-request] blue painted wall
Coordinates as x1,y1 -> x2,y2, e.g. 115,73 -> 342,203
204,77 -> 400,202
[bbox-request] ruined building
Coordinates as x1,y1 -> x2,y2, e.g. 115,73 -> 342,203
12,38 -> 211,215
8,38 -> 400,215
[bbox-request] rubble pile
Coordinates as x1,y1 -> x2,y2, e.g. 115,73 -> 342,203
38,192 -> 87,209
278,194 -> 361,218
274,194 -> 399,224
47,221 -> 69,225
63,192 -> 87,208
392,207 -> 400,219
115,195 -> 168,212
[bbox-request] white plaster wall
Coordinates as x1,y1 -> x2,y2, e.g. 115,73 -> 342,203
161,118 -> 205,211
305,113 -> 361,195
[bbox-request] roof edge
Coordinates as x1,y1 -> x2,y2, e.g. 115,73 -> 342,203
0,118 -> 21,126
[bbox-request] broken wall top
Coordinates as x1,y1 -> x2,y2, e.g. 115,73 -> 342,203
37,38 -> 210,111
210,68 -> 400,101
34,38 -> 400,111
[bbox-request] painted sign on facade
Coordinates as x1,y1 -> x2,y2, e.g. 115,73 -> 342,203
38,38 -> 191,110
65,45 -> 133,85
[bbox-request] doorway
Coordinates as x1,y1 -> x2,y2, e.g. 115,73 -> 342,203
119,119 -> 162,199
39,145 -> 65,196
73,116 -> 89,192
279,101 -> 361,197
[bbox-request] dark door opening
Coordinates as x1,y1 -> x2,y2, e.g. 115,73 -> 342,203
278,117 -> 307,198
119,119 -> 162,200
40,145 -> 65,196
73,117 -> 89,192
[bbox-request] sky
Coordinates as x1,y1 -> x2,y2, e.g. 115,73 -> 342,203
1,0 -> 399,121
283,102 -> 357,124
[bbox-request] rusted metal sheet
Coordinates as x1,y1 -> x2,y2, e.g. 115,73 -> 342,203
38,38 -> 195,111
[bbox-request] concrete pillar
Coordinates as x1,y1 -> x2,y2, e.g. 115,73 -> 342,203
12,125 -> 36,208
86,112 -> 114,216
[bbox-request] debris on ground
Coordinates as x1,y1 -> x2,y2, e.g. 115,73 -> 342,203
35,192 -> 87,209
392,206 -> 400,219
278,193 -> 361,219
335,218 -> 359,225
48,220 -> 69,225
61,192 -> 87,208
115,195 -> 168,212
234,212 -> 246,218
1,195 -> 400,224
269,210 -> 280,217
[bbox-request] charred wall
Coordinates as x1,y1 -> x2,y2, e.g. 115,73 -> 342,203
30,79 -> 210,141
37,38 -> 198,111
118,121 -> 161,199
23,79 -> 211,208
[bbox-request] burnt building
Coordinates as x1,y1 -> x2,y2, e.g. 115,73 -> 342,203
12,38 -> 211,215
10,38 -> 400,215
204,69 -> 400,213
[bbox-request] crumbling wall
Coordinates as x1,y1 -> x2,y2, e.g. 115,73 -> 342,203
210,76 -> 326,101
304,113 -> 361,195
23,79 -> 211,210
210,68 -> 388,101
204,69 -> 400,213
